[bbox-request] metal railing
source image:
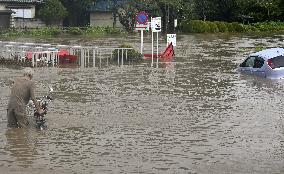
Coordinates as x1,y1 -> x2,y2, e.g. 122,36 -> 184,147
0,40 -> 134,68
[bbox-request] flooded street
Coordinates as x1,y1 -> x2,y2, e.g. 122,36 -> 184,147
0,33 -> 284,174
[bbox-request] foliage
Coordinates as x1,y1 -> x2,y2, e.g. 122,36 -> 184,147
29,27 -> 62,36
117,0 -> 184,32
0,27 -> 126,39
59,0 -> 93,26
180,20 -> 208,33
34,0 -> 284,29
229,22 -> 246,32
180,20 -> 284,33
84,26 -> 126,36
207,21 -> 219,33
214,21 -> 228,32
67,27 -> 84,35
38,0 -> 67,25
114,0 -> 284,32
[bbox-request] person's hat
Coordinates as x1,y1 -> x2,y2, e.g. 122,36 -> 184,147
23,67 -> 34,77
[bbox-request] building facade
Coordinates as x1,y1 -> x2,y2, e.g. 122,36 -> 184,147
0,0 -> 45,28
88,0 -> 128,28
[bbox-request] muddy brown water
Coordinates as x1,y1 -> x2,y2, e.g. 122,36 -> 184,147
0,33 -> 284,174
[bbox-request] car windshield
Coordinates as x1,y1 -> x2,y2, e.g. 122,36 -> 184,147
270,56 -> 284,68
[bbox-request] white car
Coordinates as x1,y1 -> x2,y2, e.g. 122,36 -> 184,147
238,48 -> 284,79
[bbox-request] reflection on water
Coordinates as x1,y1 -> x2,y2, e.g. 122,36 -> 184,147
0,33 -> 284,174
4,129 -> 37,168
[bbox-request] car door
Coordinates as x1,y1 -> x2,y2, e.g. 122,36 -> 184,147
251,56 -> 266,77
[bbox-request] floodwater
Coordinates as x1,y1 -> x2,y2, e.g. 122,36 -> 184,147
0,33 -> 284,174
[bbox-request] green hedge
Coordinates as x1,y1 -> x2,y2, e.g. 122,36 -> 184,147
214,21 -> 228,32
0,26 -> 126,38
181,20 -> 284,33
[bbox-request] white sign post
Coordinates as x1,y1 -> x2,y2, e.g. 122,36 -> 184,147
135,23 -> 148,54
135,12 -> 149,54
151,17 -> 162,67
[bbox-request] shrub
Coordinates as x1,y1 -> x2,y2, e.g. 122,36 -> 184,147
231,22 -> 245,32
67,27 -> 84,35
85,27 -> 105,36
187,20 -> 211,33
112,44 -> 142,62
23,27 -> 61,37
180,20 -> 284,33
207,21 -> 219,33
243,25 -> 259,32
226,23 -> 235,32
214,21 -> 228,32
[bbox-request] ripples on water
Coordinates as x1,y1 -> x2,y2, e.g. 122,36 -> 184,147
0,34 -> 284,174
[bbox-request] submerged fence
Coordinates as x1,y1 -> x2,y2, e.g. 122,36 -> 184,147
0,41 -> 134,68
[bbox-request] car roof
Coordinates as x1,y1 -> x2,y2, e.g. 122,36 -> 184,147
250,48 -> 284,60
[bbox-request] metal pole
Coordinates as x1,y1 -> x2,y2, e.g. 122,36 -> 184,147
100,51 -> 102,68
56,51 -> 59,66
151,31 -> 154,67
109,50 -> 113,67
51,52 -> 53,67
141,30 -> 143,54
117,49 -> 120,66
121,49 -> 124,66
32,53 -> 35,67
35,53 -> 38,67
87,49 -> 90,67
126,50 -> 129,65
93,49 -> 96,67
81,48 -> 84,67
156,32 -> 159,67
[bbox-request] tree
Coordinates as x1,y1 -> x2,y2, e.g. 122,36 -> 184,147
257,0 -> 281,20
59,0 -> 94,26
192,0 -> 215,21
117,0 -> 185,33
236,0 -> 282,22
38,0 -> 67,26
117,0 -> 160,31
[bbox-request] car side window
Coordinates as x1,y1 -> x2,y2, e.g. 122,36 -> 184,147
253,57 -> 264,68
240,56 -> 255,67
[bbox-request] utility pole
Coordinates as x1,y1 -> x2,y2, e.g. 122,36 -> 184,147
113,0 -> 118,28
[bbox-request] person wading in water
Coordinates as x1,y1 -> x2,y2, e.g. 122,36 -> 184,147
7,67 -> 44,128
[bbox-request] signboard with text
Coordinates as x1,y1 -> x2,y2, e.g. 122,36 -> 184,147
167,34 -> 176,46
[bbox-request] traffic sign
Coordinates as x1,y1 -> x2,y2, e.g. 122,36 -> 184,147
136,11 -> 148,25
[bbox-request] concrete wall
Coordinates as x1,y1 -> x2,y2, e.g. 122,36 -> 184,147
90,11 -> 123,28
14,18 -> 46,28
90,12 -> 113,27
0,4 -> 6,10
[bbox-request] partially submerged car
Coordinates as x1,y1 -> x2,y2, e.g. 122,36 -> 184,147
238,48 -> 284,79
